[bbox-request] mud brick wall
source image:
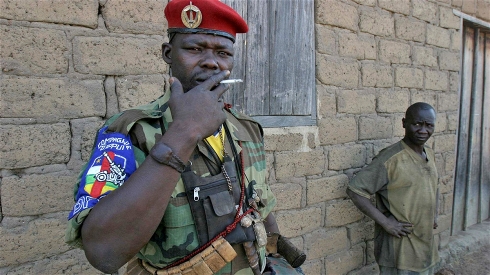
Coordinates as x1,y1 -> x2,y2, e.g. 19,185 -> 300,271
1,0 -> 489,274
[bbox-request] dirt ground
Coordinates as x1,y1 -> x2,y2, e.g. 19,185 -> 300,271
436,244 -> 490,275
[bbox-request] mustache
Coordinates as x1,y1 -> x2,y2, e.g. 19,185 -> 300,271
192,72 -> 220,82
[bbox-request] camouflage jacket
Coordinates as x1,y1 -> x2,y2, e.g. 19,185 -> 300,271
65,89 -> 276,274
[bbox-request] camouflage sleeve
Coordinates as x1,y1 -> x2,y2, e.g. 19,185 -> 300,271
237,119 -> 276,219
241,138 -> 276,219
257,182 -> 276,219
65,208 -> 91,248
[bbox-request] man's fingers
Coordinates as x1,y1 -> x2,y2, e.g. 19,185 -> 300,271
401,228 -> 412,234
169,77 -> 184,96
202,70 -> 230,90
401,222 -> 413,228
214,82 -> 230,99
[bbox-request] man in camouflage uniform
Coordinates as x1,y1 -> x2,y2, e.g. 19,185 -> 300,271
65,0 -> 303,274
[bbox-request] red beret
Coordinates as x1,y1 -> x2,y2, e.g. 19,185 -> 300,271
164,0 -> 248,42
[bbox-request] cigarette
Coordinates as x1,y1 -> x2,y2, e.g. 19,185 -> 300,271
220,79 -> 243,84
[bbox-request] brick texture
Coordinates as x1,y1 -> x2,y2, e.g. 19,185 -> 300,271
318,116 -> 357,145
379,40 -> 411,64
378,0 -> 410,15
366,240 -> 376,264
264,133 -> 304,152
315,24 -> 337,55
1,173 -> 76,216
73,36 -> 167,75
413,46 -> 438,67
349,262 -> 379,275
440,6 -> 461,29
316,0 -> 358,31
451,30 -> 462,51
358,116 -> 393,140
439,175 -> 454,195
433,134 -> 456,153
413,0 -> 438,23
447,112 -> 459,131
376,89 -> 410,113
305,228 -> 349,259
1,26 -> 68,75
116,74 -> 168,111
307,174 -> 349,205
0,0 -> 98,28
339,32 -> 376,60
102,0 -> 167,35
395,16 -> 426,42
329,144 -> 366,170
0,214 -> 70,266
300,260 -> 323,275
0,124 -> 70,169
476,0 -> 490,21
70,118 -> 105,163
360,7 -> 395,37
325,199 -> 365,226
337,89 -> 376,114
353,0 -> 377,6
411,90 -> 437,108
462,0 -> 477,14
275,149 -> 325,180
362,63 -> 393,88
4,249 -> 102,275
325,244 -> 365,275
347,221 -> 375,245
270,183 -> 303,211
438,92 -> 459,111
426,70 -> 449,91
435,113 -> 448,133
427,25 -> 452,48
316,85 -> 337,118
449,71 -> 459,92
275,208 -> 322,238
440,51 -> 461,71
316,55 -> 359,88
1,77 -> 105,119
395,67 -> 424,88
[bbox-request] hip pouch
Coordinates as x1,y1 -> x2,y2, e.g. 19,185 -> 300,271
181,157 -> 256,246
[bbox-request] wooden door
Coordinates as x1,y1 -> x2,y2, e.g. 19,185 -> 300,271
452,26 -> 490,234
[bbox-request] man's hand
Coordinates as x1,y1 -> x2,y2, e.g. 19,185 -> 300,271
382,215 -> 413,238
168,70 -> 231,142
347,189 -> 414,239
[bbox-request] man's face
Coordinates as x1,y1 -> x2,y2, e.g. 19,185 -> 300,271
163,33 -> 235,92
403,108 -> 436,146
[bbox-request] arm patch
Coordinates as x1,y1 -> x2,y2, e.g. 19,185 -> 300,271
68,126 -> 137,219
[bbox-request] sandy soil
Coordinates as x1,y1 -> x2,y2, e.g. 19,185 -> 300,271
436,244 -> 490,275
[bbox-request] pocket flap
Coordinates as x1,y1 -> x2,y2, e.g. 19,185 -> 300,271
209,191 -> 235,216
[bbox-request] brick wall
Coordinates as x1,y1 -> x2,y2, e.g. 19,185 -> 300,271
1,0 -> 489,274
272,0 -> 487,274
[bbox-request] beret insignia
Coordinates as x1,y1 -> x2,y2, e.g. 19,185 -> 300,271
181,2 -> 202,29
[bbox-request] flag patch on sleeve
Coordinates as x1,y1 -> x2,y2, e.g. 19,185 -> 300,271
68,126 -> 137,219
